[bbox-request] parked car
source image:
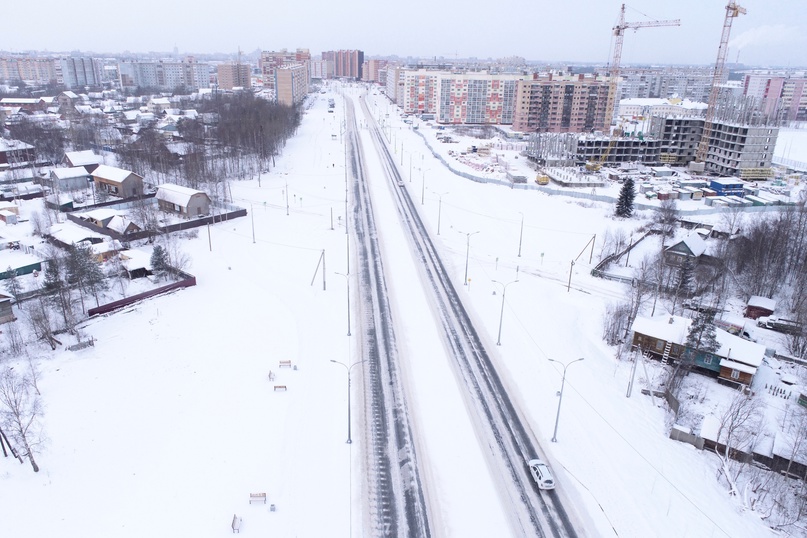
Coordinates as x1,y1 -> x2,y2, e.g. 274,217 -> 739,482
528,459 -> 556,490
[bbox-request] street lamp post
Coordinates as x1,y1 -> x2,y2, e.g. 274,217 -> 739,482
421,168 -> 431,205
548,358 -> 585,442
335,272 -> 351,336
436,192 -> 448,235
517,212 -> 524,258
330,359 -> 367,444
461,231 -> 480,286
492,279 -> 519,345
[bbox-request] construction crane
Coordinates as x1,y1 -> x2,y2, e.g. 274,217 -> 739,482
588,4 -> 680,172
694,2 -> 746,167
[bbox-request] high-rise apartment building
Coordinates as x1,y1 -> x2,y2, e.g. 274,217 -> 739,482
743,74 -> 807,122
275,64 -> 309,106
512,73 -> 616,133
58,57 -> 102,88
362,59 -> 387,83
217,63 -> 251,90
260,49 -> 311,89
309,59 -> 333,80
437,73 -> 521,125
0,55 -> 101,88
322,50 -> 364,79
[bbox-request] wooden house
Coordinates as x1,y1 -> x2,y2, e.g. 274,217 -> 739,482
0,139 -> 35,167
91,165 -> 144,198
631,315 -> 765,386
156,183 -> 211,217
663,233 -> 707,266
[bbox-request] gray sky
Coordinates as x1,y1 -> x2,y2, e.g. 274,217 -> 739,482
3,0 -> 805,67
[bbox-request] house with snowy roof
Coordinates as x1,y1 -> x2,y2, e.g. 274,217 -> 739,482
48,166 -> 91,191
631,314 -> 766,387
91,164 -> 144,198
663,233 -> 707,267
156,183 -> 210,217
745,296 -> 776,320
63,150 -> 103,173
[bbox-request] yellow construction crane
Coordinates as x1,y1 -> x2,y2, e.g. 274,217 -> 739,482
589,4 -> 680,171
694,2 -> 746,168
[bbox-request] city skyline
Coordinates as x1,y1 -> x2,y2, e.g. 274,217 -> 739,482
0,0 -> 804,68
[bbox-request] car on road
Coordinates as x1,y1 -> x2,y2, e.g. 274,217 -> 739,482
397,180 -> 404,187
528,458 -> 555,490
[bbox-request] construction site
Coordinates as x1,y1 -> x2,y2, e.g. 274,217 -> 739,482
522,2 -> 786,184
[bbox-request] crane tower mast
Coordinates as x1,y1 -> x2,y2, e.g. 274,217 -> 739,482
694,2 -> 746,165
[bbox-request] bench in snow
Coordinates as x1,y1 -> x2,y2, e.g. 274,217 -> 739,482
279,360 -> 293,368
231,514 -> 242,533
249,492 -> 267,504
273,385 -> 287,392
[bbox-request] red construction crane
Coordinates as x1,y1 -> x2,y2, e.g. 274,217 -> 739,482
694,2 -> 746,165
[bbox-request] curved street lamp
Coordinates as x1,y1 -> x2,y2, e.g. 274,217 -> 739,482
330,359 -> 367,444
548,357 -> 585,443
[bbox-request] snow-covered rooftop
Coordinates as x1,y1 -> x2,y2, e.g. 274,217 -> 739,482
51,167 -> 90,180
92,164 -> 135,183
64,150 -> 102,166
747,296 -> 776,311
156,183 -> 207,207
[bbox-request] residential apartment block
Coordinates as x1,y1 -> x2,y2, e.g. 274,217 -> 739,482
743,73 -> 807,122
275,64 -> 309,106
437,73 -> 521,125
361,59 -> 387,83
217,63 -> 251,90
309,59 -> 333,80
118,58 -> 209,92
618,98 -> 707,119
261,49 -> 311,89
0,55 -> 102,88
614,67 -> 719,103
512,73 -> 616,133
322,50 -> 364,79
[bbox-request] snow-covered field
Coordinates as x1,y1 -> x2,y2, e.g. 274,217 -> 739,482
2,83 -> 803,537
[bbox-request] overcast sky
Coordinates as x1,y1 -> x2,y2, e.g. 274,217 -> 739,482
2,0 -> 805,67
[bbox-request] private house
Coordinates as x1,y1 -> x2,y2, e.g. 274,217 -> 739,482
0,139 -> 35,168
48,167 -> 91,191
631,315 -> 765,387
63,150 -> 103,173
106,215 -> 141,236
148,97 -> 171,115
663,233 -> 707,267
79,208 -> 119,228
156,183 -> 211,217
745,296 -> 776,320
91,165 -> 144,198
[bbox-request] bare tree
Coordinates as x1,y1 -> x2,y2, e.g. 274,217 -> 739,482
714,392 -> 764,504
0,366 -> 43,472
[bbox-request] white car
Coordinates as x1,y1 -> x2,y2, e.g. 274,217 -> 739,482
528,459 -> 556,490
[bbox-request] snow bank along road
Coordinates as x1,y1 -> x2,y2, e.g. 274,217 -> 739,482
357,94 -> 581,538
344,94 -> 432,536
